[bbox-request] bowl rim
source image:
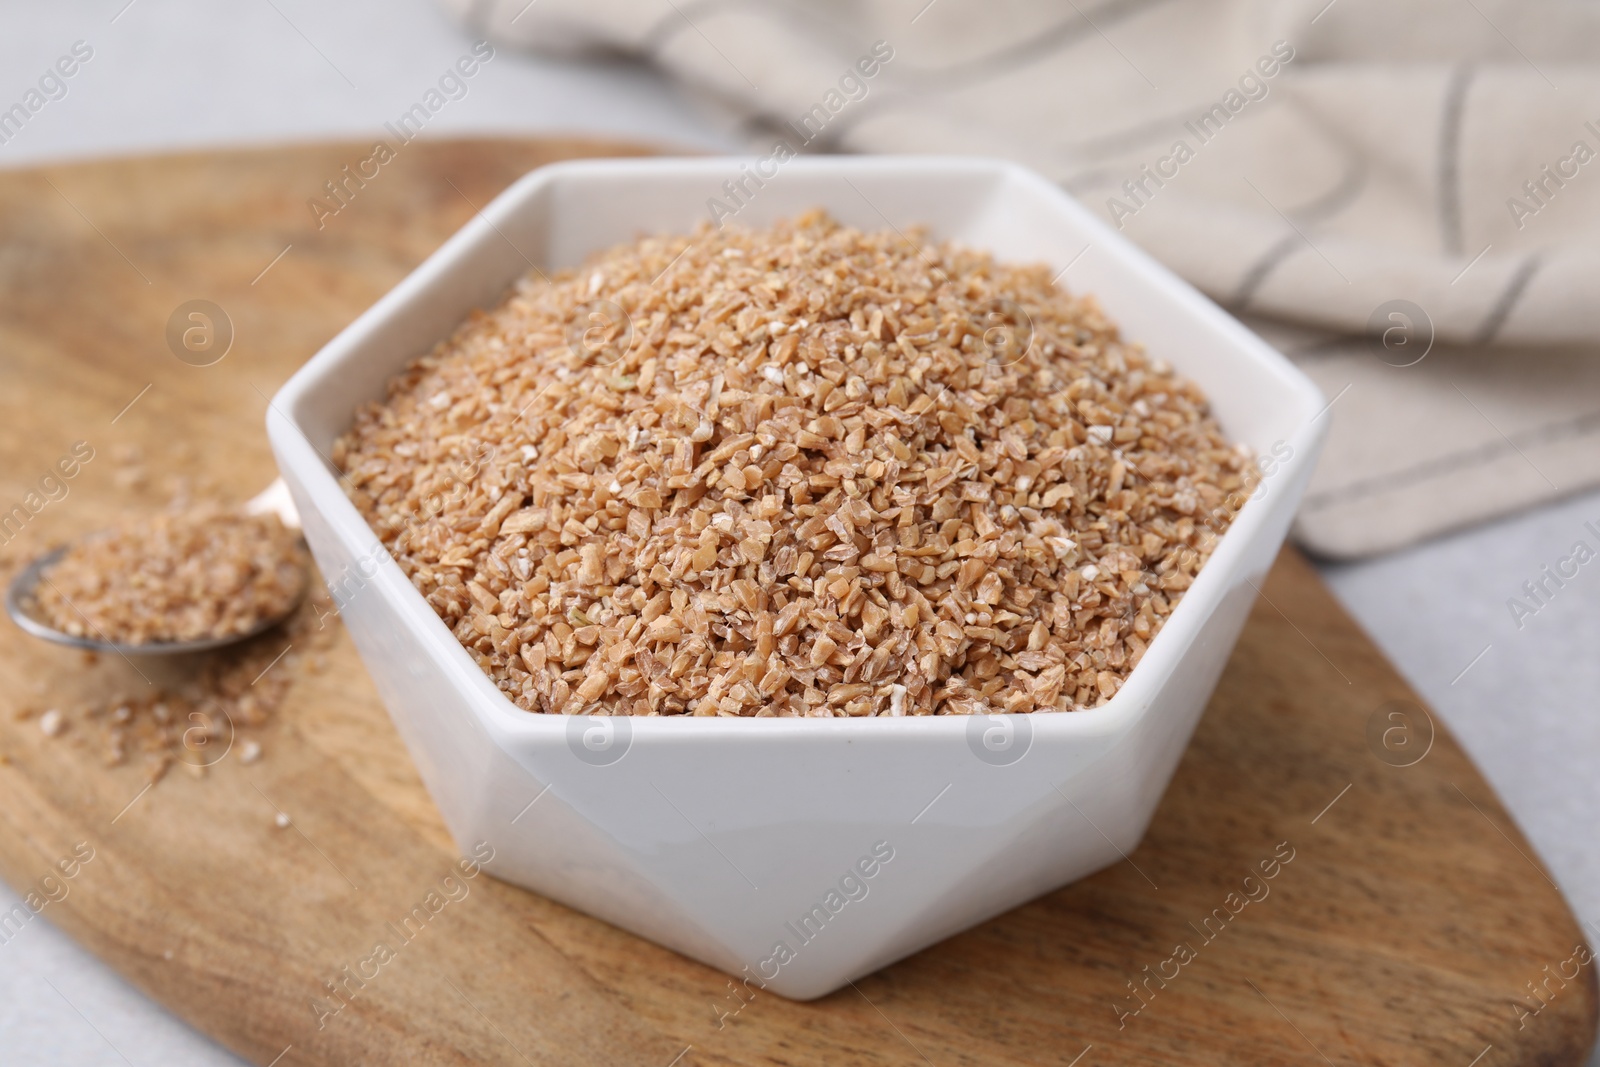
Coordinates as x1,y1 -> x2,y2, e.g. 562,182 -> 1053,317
268,154 -> 1328,746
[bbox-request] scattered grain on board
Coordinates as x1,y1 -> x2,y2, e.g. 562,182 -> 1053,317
26,589 -> 338,779
335,211 -> 1257,717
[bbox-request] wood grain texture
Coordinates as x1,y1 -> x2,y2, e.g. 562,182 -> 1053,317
0,139 -> 1593,1066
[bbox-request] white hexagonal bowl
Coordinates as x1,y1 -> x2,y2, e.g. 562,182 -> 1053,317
267,156 -> 1326,1000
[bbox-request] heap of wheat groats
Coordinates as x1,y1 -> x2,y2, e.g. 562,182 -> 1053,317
36,503 -> 305,646
334,211 -> 1256,717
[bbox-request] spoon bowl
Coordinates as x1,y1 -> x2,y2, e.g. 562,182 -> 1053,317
4,479 -> 304,658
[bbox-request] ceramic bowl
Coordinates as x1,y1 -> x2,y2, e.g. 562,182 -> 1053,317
267,156 -> 1326,999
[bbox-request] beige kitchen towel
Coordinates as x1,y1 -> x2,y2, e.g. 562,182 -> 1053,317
445,0 -> 1600,558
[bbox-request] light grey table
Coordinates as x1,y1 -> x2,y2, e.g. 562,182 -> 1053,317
2,2 -> 1595,1063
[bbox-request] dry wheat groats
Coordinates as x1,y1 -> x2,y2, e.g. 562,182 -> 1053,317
334,211 -> 1256,717
35,504 -> 305,646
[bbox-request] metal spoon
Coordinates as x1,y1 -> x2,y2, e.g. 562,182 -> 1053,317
5,478 -> 304,656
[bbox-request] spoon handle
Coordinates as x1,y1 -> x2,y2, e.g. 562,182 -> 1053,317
244,477 -> 301,531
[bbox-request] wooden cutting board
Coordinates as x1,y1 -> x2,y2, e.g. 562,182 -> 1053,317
0,138 -> 1593,1067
